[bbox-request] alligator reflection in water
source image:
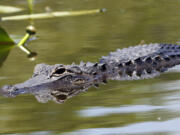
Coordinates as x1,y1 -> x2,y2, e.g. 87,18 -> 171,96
1,43 -> 180,103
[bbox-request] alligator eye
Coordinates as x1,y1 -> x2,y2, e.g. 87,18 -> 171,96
51,68 -> 66,77
54,68 -> 66,74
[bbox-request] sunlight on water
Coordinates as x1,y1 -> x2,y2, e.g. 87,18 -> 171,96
62,118 -> 180,135
78,105 -> 164,117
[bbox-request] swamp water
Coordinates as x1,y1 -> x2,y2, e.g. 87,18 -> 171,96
1,0 -> 180,134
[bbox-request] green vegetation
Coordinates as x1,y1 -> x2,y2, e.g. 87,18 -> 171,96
0,26 -> 15,66
1,9 -> 104,21
0,0 -> 105,63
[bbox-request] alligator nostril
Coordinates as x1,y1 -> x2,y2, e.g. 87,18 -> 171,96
0,85 -> 17,97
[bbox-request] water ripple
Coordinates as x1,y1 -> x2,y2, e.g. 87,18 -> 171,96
78,104 -> 180,117
61,118 -> 180,135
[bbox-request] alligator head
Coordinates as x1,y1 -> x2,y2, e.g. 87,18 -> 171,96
1,63 -> 95,103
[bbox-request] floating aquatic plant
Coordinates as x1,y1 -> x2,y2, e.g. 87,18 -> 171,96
1,8 -> 106,21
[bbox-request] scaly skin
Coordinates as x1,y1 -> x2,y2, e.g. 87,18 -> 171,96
1,43 -> 180,103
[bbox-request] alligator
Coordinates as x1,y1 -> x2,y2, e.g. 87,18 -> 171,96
1,43 -> 180,103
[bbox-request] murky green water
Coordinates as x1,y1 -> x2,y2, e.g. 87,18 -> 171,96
1,0 -> 180,134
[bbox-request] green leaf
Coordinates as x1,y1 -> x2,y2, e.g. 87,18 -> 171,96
0,26 -> 15,67
27,0 -> 34,14
0,5 -> 23,14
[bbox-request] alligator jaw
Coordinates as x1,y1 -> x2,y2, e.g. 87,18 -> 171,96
0,74 -> 53,98
0,76 -> 67,103
0,85 -> 19,97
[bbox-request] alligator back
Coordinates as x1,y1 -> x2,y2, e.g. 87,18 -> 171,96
99,43 -> 180,81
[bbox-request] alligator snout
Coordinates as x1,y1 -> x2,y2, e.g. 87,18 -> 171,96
0,85 -> 18,97
0,85 -> 30,97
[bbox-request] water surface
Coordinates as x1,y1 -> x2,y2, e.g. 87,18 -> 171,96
1,0 -> 180,134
